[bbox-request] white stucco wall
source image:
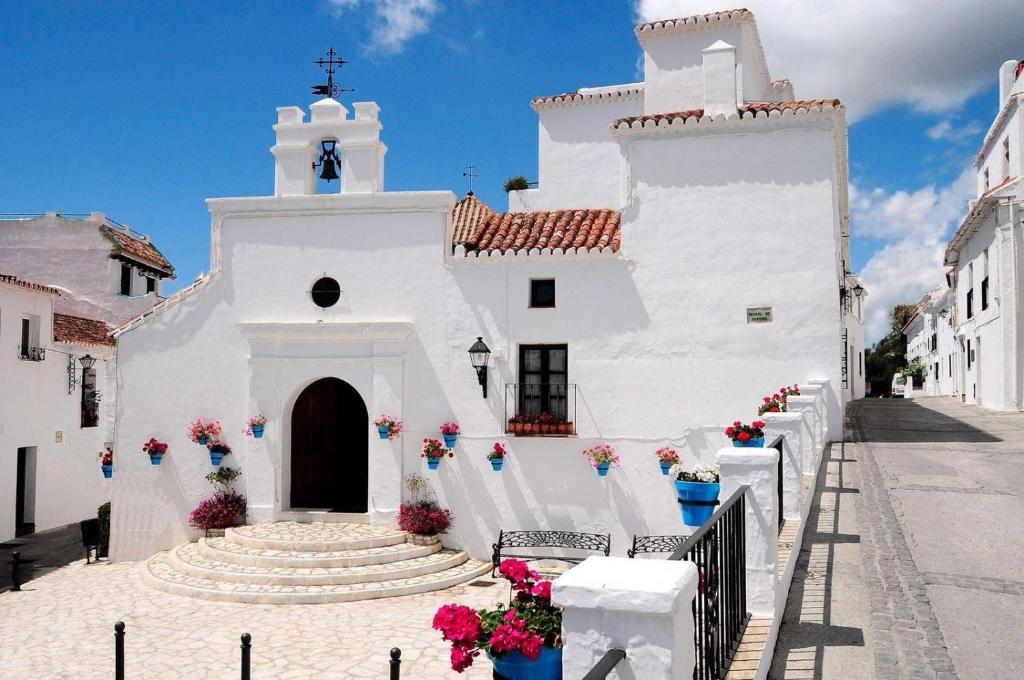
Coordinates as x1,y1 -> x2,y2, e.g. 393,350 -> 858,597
0,283 -> 112,542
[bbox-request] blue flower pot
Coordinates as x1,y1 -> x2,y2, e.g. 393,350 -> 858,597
733,436 -> 764,448
378,425 -> 390,440
491,458 -> 504,471
209,451 -> 225,466
198,436 -> 209,446
149,453 -> 163,466
101,464 -> 112,479
659,460 -> 672,475
252,425 -> 264,439
427,458 -> 440,470
596,462 -> 610,477
676,480 -> 721,526
443,433 -> 458,448
489,647 -> 562,680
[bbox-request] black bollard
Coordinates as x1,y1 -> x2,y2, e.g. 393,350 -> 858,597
114,621 -> 125,680
240,633 -> 251,680
10,551 -> 21,592
389,647 -> 401,680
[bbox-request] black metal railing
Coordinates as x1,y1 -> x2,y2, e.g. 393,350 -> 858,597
111,622 -> 403,678
504,383 -> 577,435
669,486 -> 749,680
769,434 -> 785,533
18,345 -> 45,361
582,648 -> 627,679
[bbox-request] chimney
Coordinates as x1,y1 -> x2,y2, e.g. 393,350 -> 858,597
703,40 -> 738,119
999,60 -> 1019,105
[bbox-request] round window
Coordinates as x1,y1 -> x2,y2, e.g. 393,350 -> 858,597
310,277 -> 341,308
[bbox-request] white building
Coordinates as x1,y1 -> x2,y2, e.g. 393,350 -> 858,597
944,60 -> 1024,410
111,8 -> 862,562
903,286 -> 957,397
0,212 -> 175,325
0,275 -> 116,541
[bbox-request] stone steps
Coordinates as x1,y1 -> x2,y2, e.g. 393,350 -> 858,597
143,520 -> 489,604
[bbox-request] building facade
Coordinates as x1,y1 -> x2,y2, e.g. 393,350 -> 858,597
944,60 -> 1024,410
903,287 -> 957,397
110,9 -> 862,561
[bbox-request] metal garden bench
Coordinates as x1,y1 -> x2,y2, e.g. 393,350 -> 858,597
491,530 -> 610,576
626,534 -> 688,558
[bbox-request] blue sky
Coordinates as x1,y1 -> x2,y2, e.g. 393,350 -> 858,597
0,1 -> 1020,342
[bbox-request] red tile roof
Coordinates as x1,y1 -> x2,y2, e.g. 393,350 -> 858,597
452,192 -> 495,245
463,209 -> 621,255
100,224 -> 175,276
53,313 -> 115,347
532,87 -> 643,108
612,99 -> 842,129
636,8 -> 751,34
0,273 -> 61,296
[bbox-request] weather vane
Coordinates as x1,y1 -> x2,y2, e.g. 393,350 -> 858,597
311,46 -> 354,99
462,164 -> 478,195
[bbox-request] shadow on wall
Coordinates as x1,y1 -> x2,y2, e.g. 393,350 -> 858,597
848,399 -> 1001,444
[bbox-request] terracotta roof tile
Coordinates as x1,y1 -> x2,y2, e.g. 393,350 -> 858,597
532,87 -> 643,108
462,209 -> 621,256
53,313 -> 115,347
636,8 -> 751,35
0,273 -> 61,296
452,192 -> 494,245
100,224 -> 175,276
612,99 -> 842,129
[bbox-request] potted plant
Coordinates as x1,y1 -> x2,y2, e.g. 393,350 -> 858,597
440,421 -> 461,448
398,474 -> 454,546
655,446 -> 679,475
582,443 -> 619,477
190,467 -> 246,537
98,447 -> 113,479
373,414 -> 402,440
781,384 -> 801,403
672,463 -> 721,526
187,418 -> 221,446
488,442 -> 507,471
207,439 -> 232,466
243,414 -> 267,439
726,421 -> 765,447
757,393 -> 787,415
507,415 -> 523,435
434,558 -> 562,678
422,438 -> 450,470
142,438 -> 168,465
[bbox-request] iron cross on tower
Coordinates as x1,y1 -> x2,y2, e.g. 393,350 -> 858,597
311,47 -> 353,99
462,164 -> 478,195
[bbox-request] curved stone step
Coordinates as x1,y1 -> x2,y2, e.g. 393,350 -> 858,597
197,536 -> 443,568
169,542 -> 468,585
225,522 -> 407,552
144,552 -> 492,604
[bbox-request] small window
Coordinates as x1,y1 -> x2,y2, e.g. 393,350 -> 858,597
983,167 -> 990,190
967,339 -> 972,368
120,263 -> 132,295
1003,137 -> 1011,179
529,279 -> 556,308
310,276 -> 341,309
146,276 -> 156,294
81,367 -> 99,428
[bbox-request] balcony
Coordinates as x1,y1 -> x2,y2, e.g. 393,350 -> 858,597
19,346 -> 45,362
505,383 -> 576,436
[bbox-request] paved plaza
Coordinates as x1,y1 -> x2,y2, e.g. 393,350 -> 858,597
772,397 -> 1024,679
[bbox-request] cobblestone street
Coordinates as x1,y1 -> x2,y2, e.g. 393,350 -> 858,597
772,397 -> 1024,679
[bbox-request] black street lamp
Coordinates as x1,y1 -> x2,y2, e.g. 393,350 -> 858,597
78,354 -> 96,371
852,283 -> 865,298
468,337 -> 491,398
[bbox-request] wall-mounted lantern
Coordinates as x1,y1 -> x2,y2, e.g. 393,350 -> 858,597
79,354 -> 96,371
852,283 -> 865,298
468,337 -> 491,398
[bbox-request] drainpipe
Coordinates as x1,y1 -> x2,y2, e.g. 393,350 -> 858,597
1012,199 -> 1024,410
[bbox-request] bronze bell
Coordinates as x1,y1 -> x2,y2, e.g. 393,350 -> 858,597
318,157 -> 339,182
314,140 -> 341,182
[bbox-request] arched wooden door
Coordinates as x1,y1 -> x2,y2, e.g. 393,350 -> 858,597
290,378 -> 369,512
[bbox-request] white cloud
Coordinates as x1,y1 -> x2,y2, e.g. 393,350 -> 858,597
634,0 -> 1021,122
852,167 -> 975,342
328,0 -> 440,55
926,118 -> 983,143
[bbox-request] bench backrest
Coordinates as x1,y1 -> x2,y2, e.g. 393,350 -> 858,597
499,530 -> 610,554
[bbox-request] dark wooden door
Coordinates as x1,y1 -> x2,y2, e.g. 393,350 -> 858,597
290,378 -> 368,512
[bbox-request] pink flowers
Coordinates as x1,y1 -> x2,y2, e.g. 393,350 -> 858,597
398,502 -> 453,535
499,559 -> 540,585
440,422 -> 461,435
433,604 -> 482,643
187,418 -> 221,444
655,446 -> 680,464
582,443 -> 619,468
487,442 -> 507,460
373,414 -> 403,440
422,438 -> 449,459
142,438 -> 168,455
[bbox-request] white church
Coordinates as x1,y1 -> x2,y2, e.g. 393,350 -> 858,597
110,9 -> 863,599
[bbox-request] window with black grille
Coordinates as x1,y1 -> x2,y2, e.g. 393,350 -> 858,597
529,279 -> 555,308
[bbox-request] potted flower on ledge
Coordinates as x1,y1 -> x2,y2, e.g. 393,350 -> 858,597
373,414 -> 402,440
673,463 -> 721,526
207,439 -> 232,466
187,418 -> 221,446
726,421 -> 765,447
757,394 -> 787,415
422,438 -> 450,470
440,422 -> 461,448
582,443 -> 619,477
488,442 -> 507,471
398,474 -> 454,546
98,447 -> 113,479
655,446 -> 680,475
243,414 -> 267,439
434,558 -> 562,678
143,438 -> 168,465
